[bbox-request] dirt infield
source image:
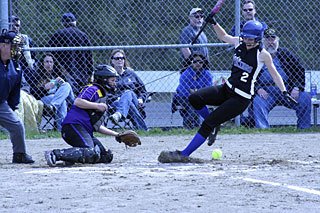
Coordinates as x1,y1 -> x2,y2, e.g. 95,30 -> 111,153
1,133 -> 320,212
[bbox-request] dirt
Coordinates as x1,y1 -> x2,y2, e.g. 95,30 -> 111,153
1,133 -> 320,212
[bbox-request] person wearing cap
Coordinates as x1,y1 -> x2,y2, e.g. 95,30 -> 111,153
252,28 -> 311,129
172,52 -> 213,129
180,8 -> 209,67
48,12 -> 93,95
229,0 -> 267,36
0,29 -> 34,164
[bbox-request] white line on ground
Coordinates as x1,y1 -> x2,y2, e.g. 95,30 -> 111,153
24,163 -> 320,197
239,177 -> 320,196
287,160 -> 318,165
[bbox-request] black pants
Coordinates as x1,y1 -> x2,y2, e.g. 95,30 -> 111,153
189,84 -> 251,138
61,124 -> 97,148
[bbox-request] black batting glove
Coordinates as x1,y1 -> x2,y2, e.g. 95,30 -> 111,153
283,91 -> 298,105
205,14 -> 217,25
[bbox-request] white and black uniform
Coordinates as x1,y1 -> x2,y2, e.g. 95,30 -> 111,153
227,42 -> 264,99
189,42 -> 264,138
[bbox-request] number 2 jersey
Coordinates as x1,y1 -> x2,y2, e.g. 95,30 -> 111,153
227,42 -> 264,99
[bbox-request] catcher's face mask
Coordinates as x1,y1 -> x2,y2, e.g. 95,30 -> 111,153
10,33 -> 24,60
0,29 -> 24,61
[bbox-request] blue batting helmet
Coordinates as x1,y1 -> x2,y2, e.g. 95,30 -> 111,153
240,20 -> 264,41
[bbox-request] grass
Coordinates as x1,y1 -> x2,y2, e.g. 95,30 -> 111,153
1,125 -> 319,140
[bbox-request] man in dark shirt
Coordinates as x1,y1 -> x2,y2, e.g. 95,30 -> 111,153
48,12 -> 93,95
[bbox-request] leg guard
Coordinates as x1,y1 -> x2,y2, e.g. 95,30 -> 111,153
53,146 -> 101,164
93,138 -> 113,163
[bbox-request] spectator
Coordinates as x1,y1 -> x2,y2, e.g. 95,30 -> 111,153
44,65 -> 121,167
229,0 -> 267,36
173,52 -> 213,129
15,75 -> 44,134
0,29 -> 34,163
180,8 -> 208,66
108,49 -> 148,130
252,28 -> 311,129
48,12 -> 93,95
10,15 -> 36,71
31,52 -> 75,131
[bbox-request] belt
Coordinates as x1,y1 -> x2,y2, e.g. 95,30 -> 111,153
226,80 -> 252,99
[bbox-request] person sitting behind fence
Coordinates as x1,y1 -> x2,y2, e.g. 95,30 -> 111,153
108,49 -> 148,130
173,52 -> 213,129
15,75 -> 43,134
30,52 -> 75,131
251,28 -> 311,129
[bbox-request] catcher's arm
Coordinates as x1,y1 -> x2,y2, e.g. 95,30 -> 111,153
98,125 -> 119,136
74,97 -> 107,111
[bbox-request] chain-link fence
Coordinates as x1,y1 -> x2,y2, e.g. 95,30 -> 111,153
2,0 -> 319,132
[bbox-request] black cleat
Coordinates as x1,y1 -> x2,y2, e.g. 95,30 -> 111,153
207,125 -> 221,146
12,153 -> 35,164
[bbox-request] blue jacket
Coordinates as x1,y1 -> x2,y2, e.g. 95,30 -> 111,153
0,60 -> 22,110
176,66 -> 213,98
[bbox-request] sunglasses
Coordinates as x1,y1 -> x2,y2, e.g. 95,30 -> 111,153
243,8 -> 254,12
193,60 -> 204,64
265,35 -> 276,39
193,14 -> 204,19
112,56 -> 125,60
14,24 -> 20,27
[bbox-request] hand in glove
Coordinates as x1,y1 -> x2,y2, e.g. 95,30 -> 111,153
205,14 -> 217,25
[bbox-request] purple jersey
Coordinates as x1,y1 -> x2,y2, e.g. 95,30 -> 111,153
62,84 -> 102,135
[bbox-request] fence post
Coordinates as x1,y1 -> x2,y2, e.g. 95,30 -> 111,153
0,0 -> 9,30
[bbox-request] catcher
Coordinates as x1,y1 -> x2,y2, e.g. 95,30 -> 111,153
44,64 -> 141,167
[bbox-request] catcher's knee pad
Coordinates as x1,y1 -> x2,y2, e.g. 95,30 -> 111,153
98,149 -> 113,164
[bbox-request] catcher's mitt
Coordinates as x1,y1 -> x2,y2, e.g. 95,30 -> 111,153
115,130 -> 141,147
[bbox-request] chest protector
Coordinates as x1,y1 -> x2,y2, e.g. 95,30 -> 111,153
86,83 -> 108,131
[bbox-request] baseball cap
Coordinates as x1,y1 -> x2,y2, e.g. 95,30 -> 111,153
189,8 -> 203,16
264,28 -> 277,38
0,29 -> 17,43
61,12 -> 77,23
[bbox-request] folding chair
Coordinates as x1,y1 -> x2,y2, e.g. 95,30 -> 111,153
41,105 -> 57,131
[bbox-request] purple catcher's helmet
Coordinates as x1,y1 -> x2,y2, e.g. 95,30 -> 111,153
240,20 -> 264,41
